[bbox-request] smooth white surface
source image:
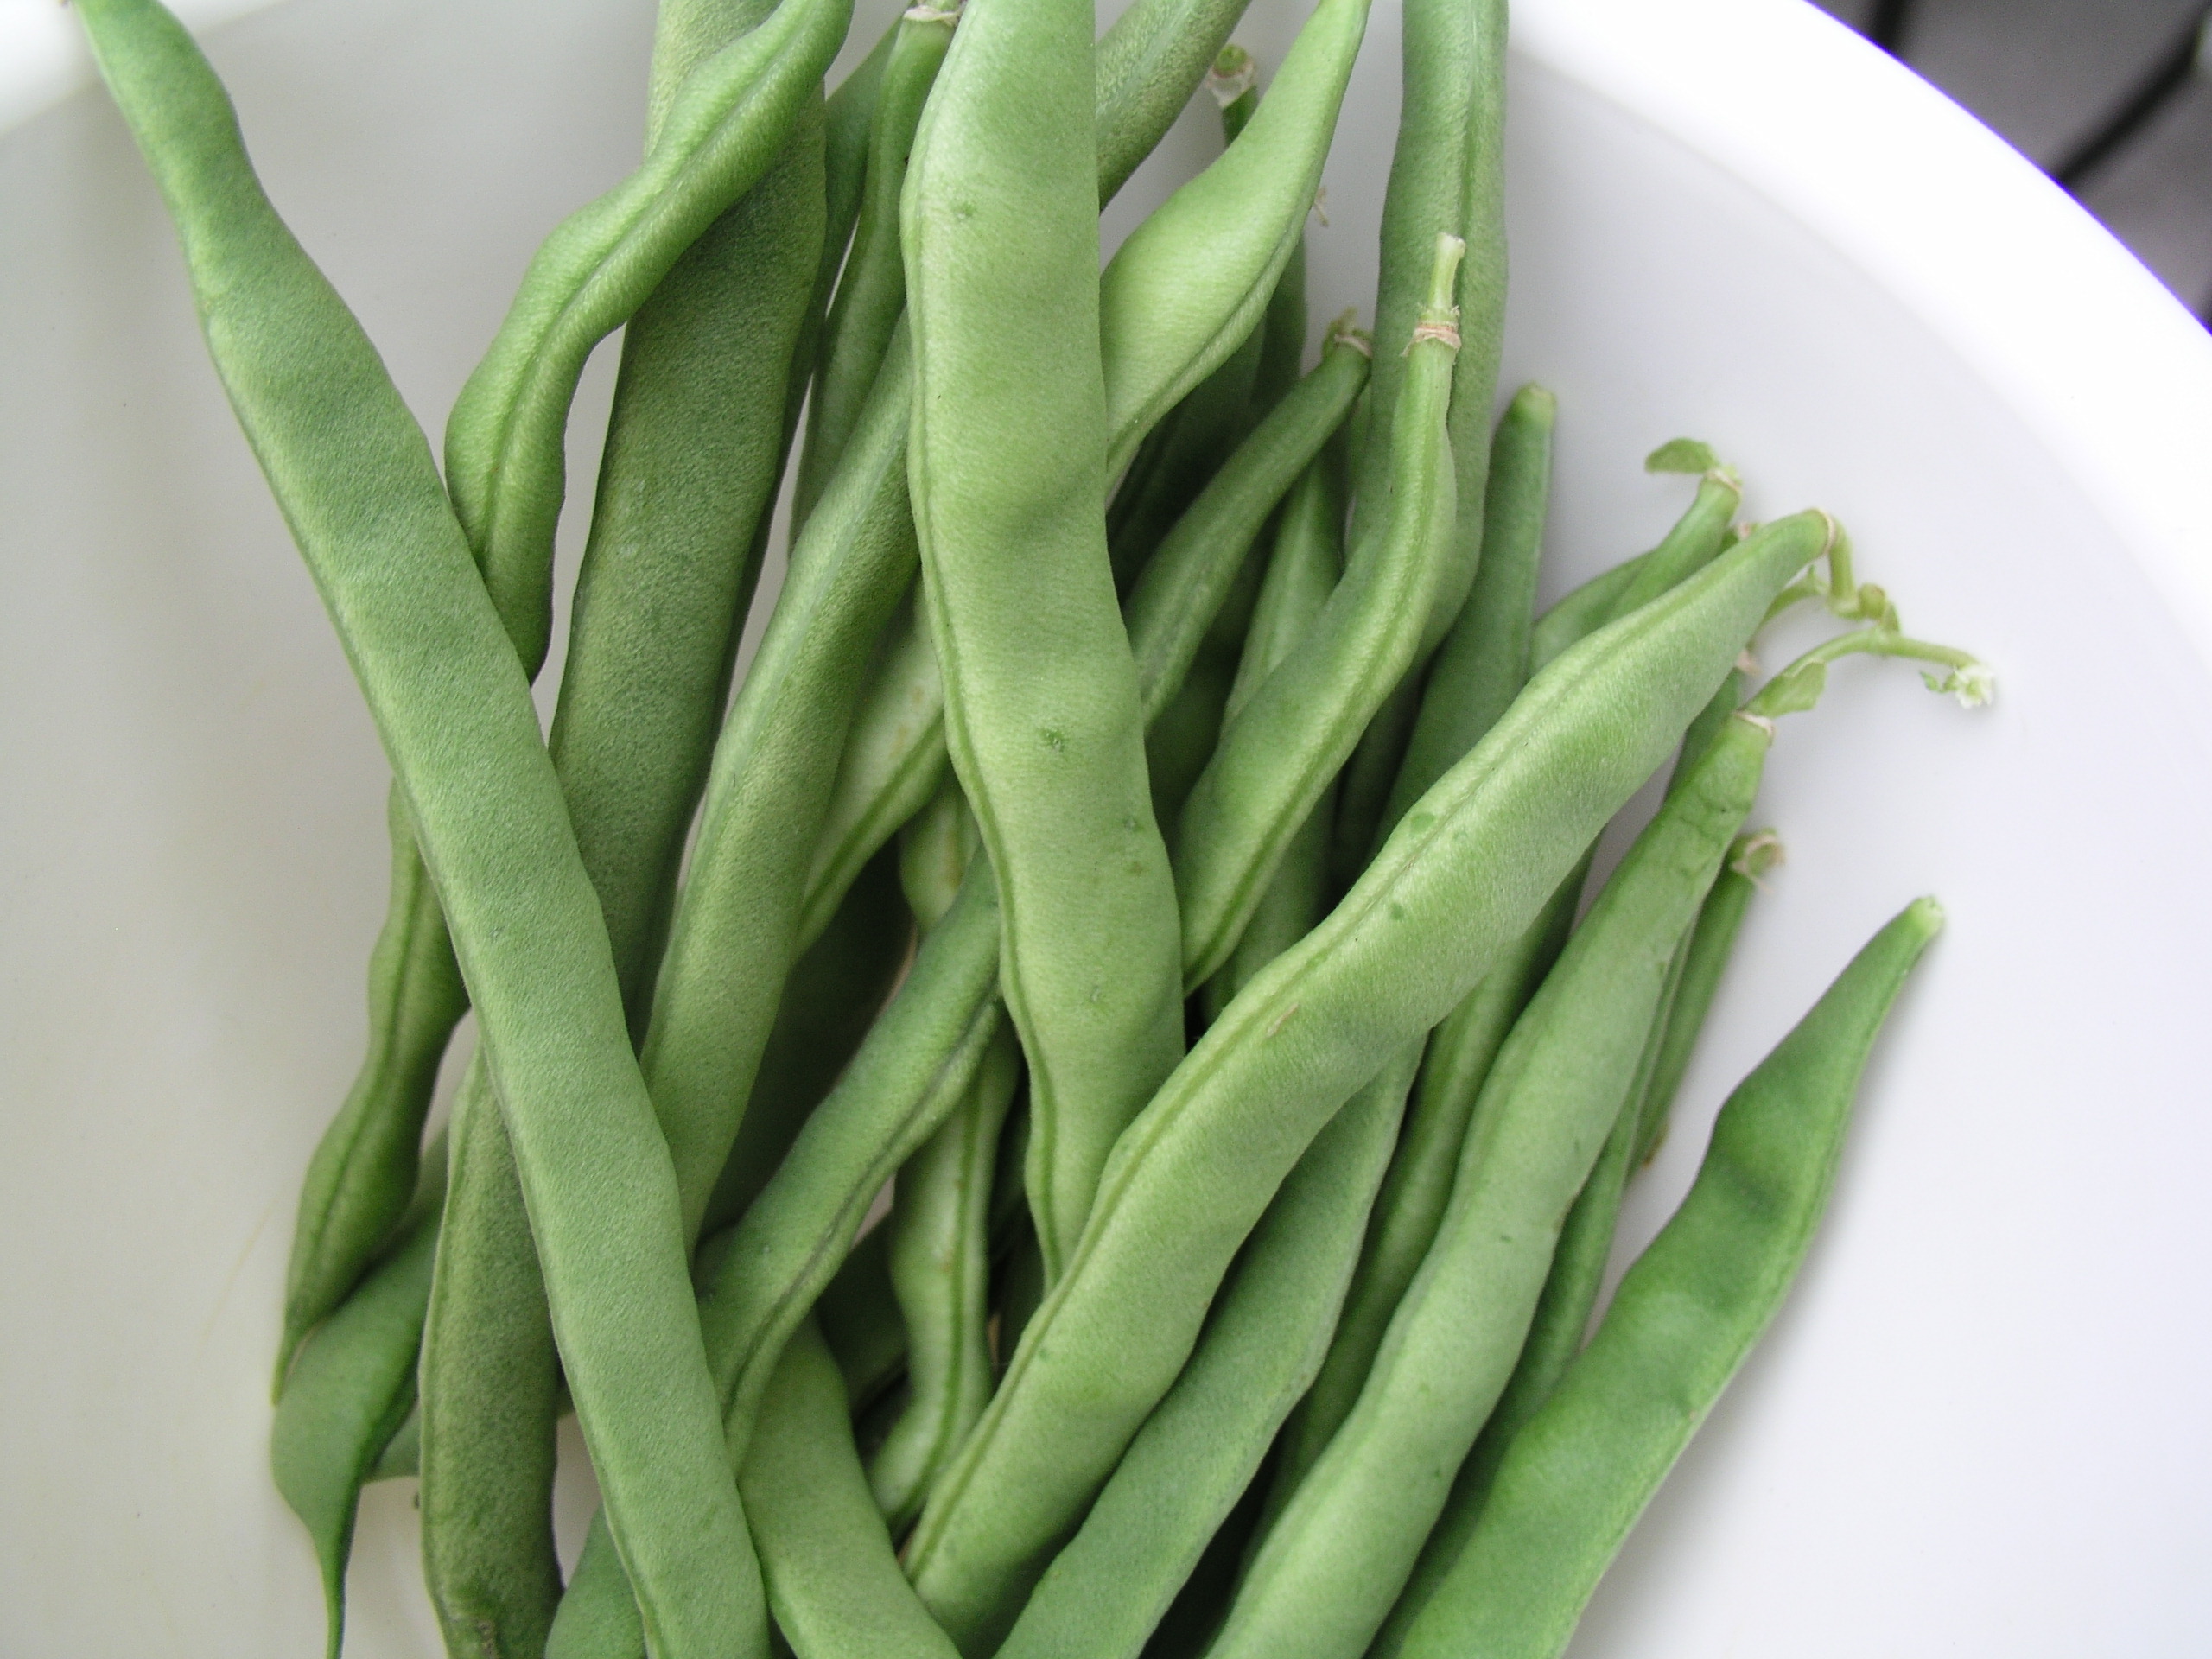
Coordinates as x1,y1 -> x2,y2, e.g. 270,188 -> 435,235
4,0 -> 2211,1654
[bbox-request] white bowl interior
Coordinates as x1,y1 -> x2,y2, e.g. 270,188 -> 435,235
4,0 -> 2212,1652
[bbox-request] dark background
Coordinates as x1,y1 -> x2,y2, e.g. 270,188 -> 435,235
1813,0 -> 2212,321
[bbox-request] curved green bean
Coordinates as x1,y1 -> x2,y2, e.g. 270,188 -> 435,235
270,1136 -> 445,1659
993,1046 -> 1414,1659
277,790 -> 465,1387
1098,0 -> 1370,478
793,9 -> 956,524
1126,324 -> 1370,722
901,512 -> 1831,1651
903,0 -> 1185,1280
868,1022 -> 1021,1529
1390,898 -> 1944,1659
74,9 -> 766,1652
1096,0 -> 1259,204
1207,708 -> 1783,1659
1173,235 -> 1465,987
442,0 -> 853,674
1259,383 -> 1556,1505
552,864 -> 1005,1652
741,1318 -> 967,1659
1372,830 -> 1780,1659
1351,0 -> 1504,639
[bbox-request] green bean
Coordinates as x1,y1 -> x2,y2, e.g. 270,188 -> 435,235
279,0 -> 830,1390
994,1046 -> 1415,1659
1127,325 -> 1370,722
1101,45 -> 1269,595
1096,0 -> 1259,205
1173,235 -> 1465,988
547,90 -> 826,1037
1206,708 -> 1783,1659
869,1022 -> 1021,1529
901,512 -> 1831,1651
793,9 -> 956,524
1257,385 -> 1555,1505
1636,831 -> 1778,1163
76,5 -> 772,1649
1529,557 -> 1642,671
742,1318 -> 965,1659
277,789 -> 465,1387
552,863 -> 1005,1655
270,1137 -> 445,1659
798,585 -> 950,951
1390,898 -> 1945,1659
442,0 -> 852,673
1351,0 -> 1503,632
1372,830 -> 1780,1659
1326,0 -> 1515,887
1212,620 -> 1985,1659
1205,441 -> 1351,1019
632,328 -> 922,1249
1383,385 -> 1554,830
903,0 -> 1185,1282
1098,0 -> 1370,478
796,16 -> 1343,946
420,1066 -> 564,1659
816,1221 -> 909,1413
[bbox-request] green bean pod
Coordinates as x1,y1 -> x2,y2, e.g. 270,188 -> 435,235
546,89 -> 826,1036
442,0 -> 853,674
1097,0 -> 1370,477
1096,0 -> 1259,204
903,0 -> 1185,1281
798,586 -> 950,951
1352,0 -> 1505,638
1390,898 -> 1944,1659
1205,709 -> 1783,1659
791,21 -> 1329,948
1261,385 -> 1556,1505
277,790 -> 465,1385
270,1139 -> 445,1659
1636,831 -> 1777,1163
419,1065 -> 564,1659
1100,45 -> 1270,595
900,513 -> 1831,1651
1126,326 -> 1370,723
994,1046 -> 1415,1659
1173,236 -> 1465,987
75,5 -> 766,1654
1372,832 -> 1779,1659
637,329 -> 922,1248
868,1022 -> 1021,1529
1206,441 -> 1351,1014
550,865 -> 1002,1656
793,10 -> 956,524
741,1318 -> 967,1659
279,0 -> 830,1389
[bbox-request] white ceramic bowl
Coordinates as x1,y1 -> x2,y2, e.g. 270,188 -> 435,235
6,0 -> 2212,1652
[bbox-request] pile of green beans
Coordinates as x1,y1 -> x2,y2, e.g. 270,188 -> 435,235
74,0 -> 1994,1655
